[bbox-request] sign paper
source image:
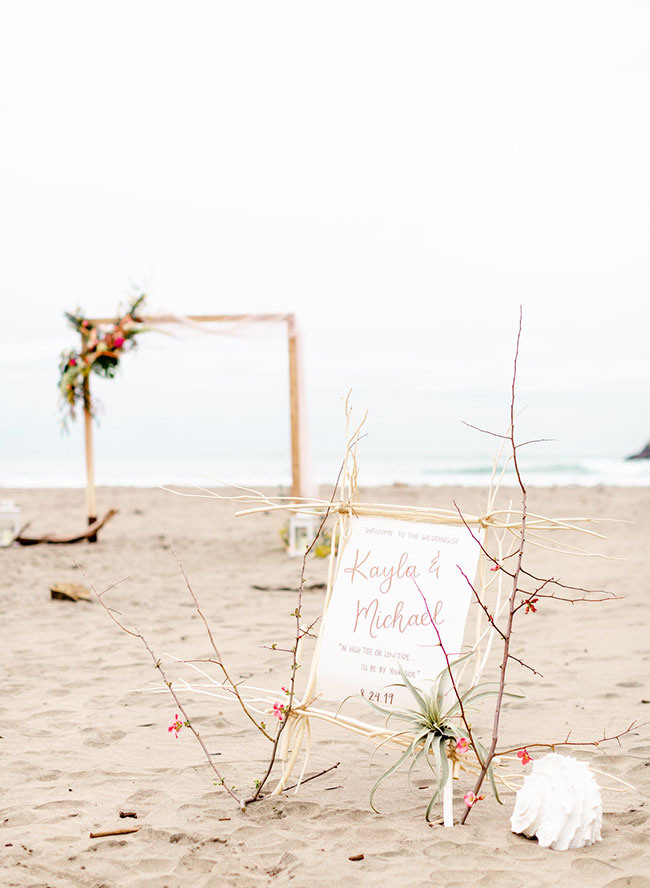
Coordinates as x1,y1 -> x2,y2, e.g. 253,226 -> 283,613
315,516 -> 479,709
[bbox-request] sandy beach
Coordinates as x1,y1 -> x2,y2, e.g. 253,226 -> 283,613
2,483 -> 649,888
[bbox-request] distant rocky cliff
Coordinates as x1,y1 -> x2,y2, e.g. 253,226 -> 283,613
627,442 -> 650,460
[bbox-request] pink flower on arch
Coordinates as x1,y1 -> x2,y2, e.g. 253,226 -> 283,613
273,702 -> 286,721
455,737 -> 469,755
463,791 -> 485,808
517,748 -> 533,765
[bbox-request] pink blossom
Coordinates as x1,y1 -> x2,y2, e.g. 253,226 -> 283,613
168,713 -> 184,738
114,336 -> 125,348
455,737 -> 469,755
463,791 -> 484,807
69,358 -> 77,367
517,748 -> 533,765
272,702 -> 286,721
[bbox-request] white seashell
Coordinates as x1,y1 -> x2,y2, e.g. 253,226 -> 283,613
510,753 -> 602,851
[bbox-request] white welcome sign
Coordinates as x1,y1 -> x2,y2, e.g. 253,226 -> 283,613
315,516 -> 480,710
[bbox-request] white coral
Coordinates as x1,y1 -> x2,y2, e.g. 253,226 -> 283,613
510,753 -> 602,851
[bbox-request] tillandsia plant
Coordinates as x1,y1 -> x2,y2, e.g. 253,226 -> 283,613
58,293 -> 149,423
362,653 -> 523,820
361,660 -> 521,821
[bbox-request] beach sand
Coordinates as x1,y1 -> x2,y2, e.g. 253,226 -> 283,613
1,484 -> 649,888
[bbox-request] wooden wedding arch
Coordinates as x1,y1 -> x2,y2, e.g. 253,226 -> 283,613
81,313 -> 306,541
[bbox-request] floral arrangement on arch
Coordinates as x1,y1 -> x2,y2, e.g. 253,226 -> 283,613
58,294 -> 148,423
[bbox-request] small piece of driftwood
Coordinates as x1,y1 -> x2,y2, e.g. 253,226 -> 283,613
89,827 -> 140,838
119,811 -> 138,819
50,582 -> 92,603
16,510 -> 118,546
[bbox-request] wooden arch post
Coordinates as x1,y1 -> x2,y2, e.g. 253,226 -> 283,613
287,314 -> 302,501
82,313 -> 304,540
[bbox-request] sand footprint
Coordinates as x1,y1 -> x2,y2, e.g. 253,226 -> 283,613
430,867 -> 526,888
173,852 -> 221,876
602,878 -> 650,888
571,857 -> 620,877
608,808 -> 649,828
265,851 -> 299,878
82,728 -> 127,747
34,798 -> 88,811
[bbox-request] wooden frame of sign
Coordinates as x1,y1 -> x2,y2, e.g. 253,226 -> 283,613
225,414 -> 504,826
270,504 -> 487,827
81,313 -> 305,540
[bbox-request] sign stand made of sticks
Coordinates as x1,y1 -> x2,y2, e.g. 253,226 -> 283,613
78,312 -> 308,541
173,401 -> 607,827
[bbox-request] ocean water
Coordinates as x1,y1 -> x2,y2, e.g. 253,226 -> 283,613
3,452 -> 650,490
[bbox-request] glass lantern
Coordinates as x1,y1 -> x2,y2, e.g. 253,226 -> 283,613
0,499 -> 20,547
287,513 -> 319,558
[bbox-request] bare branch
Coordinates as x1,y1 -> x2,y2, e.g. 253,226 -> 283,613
460,421 -> 510,440
517,437 -> 556,448
244,458 -> 346,804
169,538 -> 223,662
168,537 -> 273,741
247,762 -> 341,804
412,576 -> 485,774
457,565 -> 507,640
460,426 -> 553,449
507,654 -> 543,677
496,721 -> 647,757
69,555 -> 243,809
97,575 -> 135,598
520,569 -> 613,598
453,502 -> 613,601
462,306 -> 526,824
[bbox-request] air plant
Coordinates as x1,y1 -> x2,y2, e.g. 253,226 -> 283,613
361,659 -> 521,821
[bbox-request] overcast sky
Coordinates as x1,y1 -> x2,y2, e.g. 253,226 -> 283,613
1,2 -> 649,483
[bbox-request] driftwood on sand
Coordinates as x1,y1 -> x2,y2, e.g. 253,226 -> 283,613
50,582 -> 92,602
15,510 -> 118,546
